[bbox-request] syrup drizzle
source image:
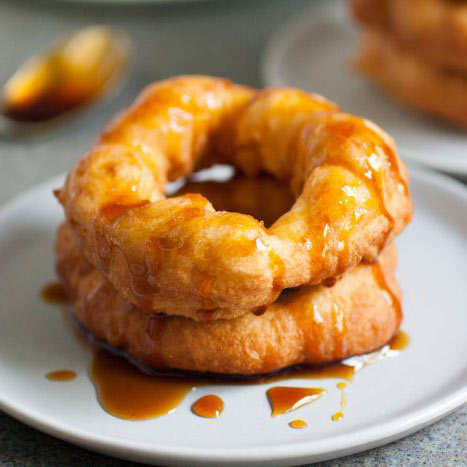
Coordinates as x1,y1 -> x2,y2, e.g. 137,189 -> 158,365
371,262 -> 402,322
302,116 -> 408,276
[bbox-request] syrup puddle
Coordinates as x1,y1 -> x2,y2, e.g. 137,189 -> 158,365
267,387 -> 326,416
46,369 -> 76,381
332,382 -> 347,422
91,349 -> 202,420
41,282 -> 70,305
88,332 -> 408,421
289,419 -> 307,429
192,394 -> 224,418
44,294 -> 410,424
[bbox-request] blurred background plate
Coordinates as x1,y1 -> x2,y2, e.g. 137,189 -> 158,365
261,0 -> 467,176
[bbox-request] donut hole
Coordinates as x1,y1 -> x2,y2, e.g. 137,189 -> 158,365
166,164 -> 295,228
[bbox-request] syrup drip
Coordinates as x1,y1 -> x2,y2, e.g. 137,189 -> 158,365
336,381 -> 347,421
289,419 -> 307,429
337,382 -> 347,408
41,282 -> 69,304
192,394 -> 224,418
91,349 -> 201,420
390,330 -> 410,351
315,115 -> 408,265
371,262 -> 402,322
46,369 -> 76,381
267,386 -> 326,416
268,249 -> 286,295
381,142 -> 409,194
331,412 -> 344,422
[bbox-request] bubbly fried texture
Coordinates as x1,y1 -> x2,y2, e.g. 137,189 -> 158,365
351,0 -> 467,73
57,75 -> 412,320
356,29 -> 467,128
56,222 -> 401,375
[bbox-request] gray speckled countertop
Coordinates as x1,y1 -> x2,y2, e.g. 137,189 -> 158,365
0,0 -> 466,465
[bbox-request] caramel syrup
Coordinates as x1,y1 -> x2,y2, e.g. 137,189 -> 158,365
371,262 -> 402,322
192,394 -> 224,419
331,412 -> 344,422
46,369 -> 76,381
332,381 -> 347,422
74,316 -> 409,422
281,364 -> 355,383
267,386 -> 326,416
41,282 -> 69,304
289,419 -> 307,429
91,349 -> 202,420
390,330 -> 410,351
337,382 -> 347,409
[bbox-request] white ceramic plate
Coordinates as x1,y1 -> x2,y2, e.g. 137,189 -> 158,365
262,0 -> 467,176
1,168 -> 467,466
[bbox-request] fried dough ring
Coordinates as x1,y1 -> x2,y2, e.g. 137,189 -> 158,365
356,29 -> 467,128
56,222 -> 401,375
57,76 -> 412,321
350,0 -> 467,73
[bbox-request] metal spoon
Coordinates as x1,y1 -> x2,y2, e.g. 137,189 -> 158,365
0,25 -> 132,137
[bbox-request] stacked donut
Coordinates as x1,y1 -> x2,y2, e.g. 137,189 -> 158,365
55,76 -> 413,376
351,0 -> 467,128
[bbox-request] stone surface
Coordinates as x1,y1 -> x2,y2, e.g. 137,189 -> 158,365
0,0 -> 466,465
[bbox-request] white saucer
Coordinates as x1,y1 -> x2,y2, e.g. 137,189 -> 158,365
262,0 -> 467,176
1,168 -> 467,466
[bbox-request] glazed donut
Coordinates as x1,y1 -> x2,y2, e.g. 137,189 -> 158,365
356,29 -> 467,128
57,76 -> 412,321
56,222 -> 401,375
350,0 -> 467,73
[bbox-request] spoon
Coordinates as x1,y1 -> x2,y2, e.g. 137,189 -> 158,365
0,25 -> 132,137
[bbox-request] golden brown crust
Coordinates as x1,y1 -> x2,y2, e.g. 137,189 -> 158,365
350,0 -> 467,73
356,29 -> 467,128
57,76 -> 412,320
56,222 -> 401,375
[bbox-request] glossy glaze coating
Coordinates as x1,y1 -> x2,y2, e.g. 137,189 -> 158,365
57,75 -> 412,320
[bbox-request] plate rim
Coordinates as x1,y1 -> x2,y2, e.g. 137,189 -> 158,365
260,0 -> 467,176
1,167 -> 467,465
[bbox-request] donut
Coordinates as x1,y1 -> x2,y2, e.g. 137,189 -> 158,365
56,76 -> 412,321
350,0 -> 467,73
56,223 -> 401,376
356,29 -> 467,128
